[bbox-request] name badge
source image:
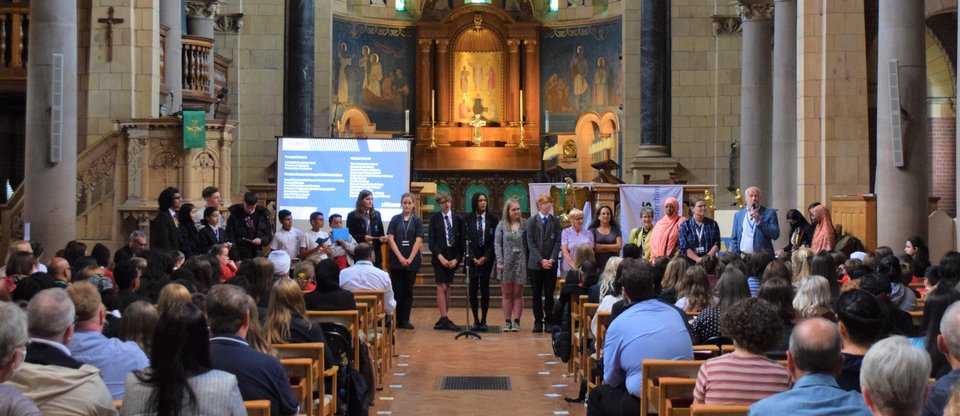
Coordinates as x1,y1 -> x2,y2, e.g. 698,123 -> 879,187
696,247 -> 705,253
512,248 -> 521,253
401,240 -> 411,247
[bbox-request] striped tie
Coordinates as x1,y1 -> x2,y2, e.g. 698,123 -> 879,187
445,215 -> 453,247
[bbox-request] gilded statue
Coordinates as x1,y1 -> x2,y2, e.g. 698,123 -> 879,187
734,188 -> 744,209
550,177 -> 591,228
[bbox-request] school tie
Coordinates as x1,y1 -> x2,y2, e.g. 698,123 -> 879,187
214,228 -> 220,242
445,215 -> 454,247
477,216 -> 484,246
541,215 -> 548,233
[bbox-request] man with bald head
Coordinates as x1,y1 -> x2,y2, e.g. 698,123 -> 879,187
730,186 -> 780,254
47,257 -> 71,288
748,318 -> 870,415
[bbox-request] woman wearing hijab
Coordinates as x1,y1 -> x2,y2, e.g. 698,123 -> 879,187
649,197 -> 686,259
810,204 -> 836,253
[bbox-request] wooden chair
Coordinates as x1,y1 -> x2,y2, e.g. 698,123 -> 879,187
273,343 -> 339,416
910,310 -> 923,328
587,311 -> 613,393
658,377 -> 697,416
244,400 -> 271,416
280,358 -> 314,416
692,345 -> 720,360
640,360 -> 705,416
353,295 -> 383,388
690,404 -> 750,416
568,294 -> 588,379
580,302 -> 600,388
307,310 -> 361,369
351,289 -> 394,366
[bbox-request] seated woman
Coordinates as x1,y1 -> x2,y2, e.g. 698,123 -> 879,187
792,275 -> 836,321
691,268 -> 750,344
303,258 -> 357,311
674,265 -> 716,314
264,278 -> 335,369
122,303 -> 245,415
693,298 -> 790,405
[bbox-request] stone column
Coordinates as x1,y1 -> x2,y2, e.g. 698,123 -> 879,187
435,39 -> 450,126
736,0 -> 773,193
957,5 -> 960,247
161,0 -> 183,111
282,0 -> 314,137
771,0 -> 796,239
185,0 -> 220,102
507,39 -> 521,124
877,0 -> 927,246
637,0 -> 670,157
522,39 -> 539,132
417,39 -> 433,127
24,0 -> 77,252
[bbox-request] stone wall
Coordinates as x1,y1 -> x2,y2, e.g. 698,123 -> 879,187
930,117 -> 957,215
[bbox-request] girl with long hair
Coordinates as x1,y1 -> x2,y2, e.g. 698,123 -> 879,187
264,278 -> 335,367
387,192 -> 423,329
176,203 -> 202,258
494,198 -> 526,332
346,190 -> 387,268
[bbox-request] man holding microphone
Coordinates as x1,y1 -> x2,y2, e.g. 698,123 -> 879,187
729,186 -> 780,254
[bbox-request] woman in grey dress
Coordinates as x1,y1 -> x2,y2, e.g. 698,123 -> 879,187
495,198 -> 527,332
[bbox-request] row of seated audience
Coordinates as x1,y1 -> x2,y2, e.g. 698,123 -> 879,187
0,236 -> 390,415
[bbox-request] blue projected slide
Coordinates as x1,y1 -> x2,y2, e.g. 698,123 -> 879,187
277,138 -> 411,231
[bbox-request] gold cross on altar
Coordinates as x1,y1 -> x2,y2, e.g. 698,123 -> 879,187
469,113 -> 486,147
97,7 -> 125,62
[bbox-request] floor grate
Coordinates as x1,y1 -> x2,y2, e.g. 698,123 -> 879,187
439,376 -> 512,391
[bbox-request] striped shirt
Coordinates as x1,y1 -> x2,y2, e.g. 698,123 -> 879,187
694,353 -> 791,405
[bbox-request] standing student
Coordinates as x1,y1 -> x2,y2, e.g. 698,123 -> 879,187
177,203 -> 203,258
346,190 -> 387,268
495,198 -> 526,332
199,207 -> 232,254
428,192 -> 464,331
464,192 -> 498,332
526,194 -> 562,333
271,209 -> 303,262
300,211 -> 332,264
387,193 -> 423,330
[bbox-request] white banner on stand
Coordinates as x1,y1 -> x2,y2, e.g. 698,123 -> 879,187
618,185 -> 684,244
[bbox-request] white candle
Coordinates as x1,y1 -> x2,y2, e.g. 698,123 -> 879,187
519,90 -> 524,123
405,110 -> 410,134
545,110 -> 550,133
431,90 -> 435,122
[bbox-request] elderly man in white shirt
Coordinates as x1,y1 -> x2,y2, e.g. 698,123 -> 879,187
339,243 -> 396,314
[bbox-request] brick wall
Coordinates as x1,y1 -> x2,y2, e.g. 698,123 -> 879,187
929,117 -> 956,216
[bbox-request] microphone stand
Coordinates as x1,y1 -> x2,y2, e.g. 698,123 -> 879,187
456,238 -> 481,340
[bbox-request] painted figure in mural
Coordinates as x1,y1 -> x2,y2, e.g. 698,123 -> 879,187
381,71 -> 395,101
337,42 -> 352,104
367,53 -> 383,97
473,64 -> 483,91
459,97 -> 472,121
460,65 -> 470,94
593,56 -> 607,107
393,69 -> 410,107
488,66 -> 496,90
570,45 -> 589,111
359,45 -> 371,95
545,73 -> 573,113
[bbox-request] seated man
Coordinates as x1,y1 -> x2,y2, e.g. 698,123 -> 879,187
8,288 -> 114,415
66,281 -> 150,400
207,284 -> 299,416
861,336 -> 930,416
925,302 -> 960,416
587,258 -> 694,416
339,243 -> 396,314
0,302 -> 41,415
113,230 -> 147,265
749,318 -> 871,416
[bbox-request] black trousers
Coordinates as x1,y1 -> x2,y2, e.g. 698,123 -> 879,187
468,263 -> 493,323
390,268 -> 417,325
587,384 -> 640,416
529,268 -> 557,324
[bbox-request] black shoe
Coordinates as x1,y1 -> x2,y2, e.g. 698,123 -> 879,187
477,322 -> 488,332
533,322 -> 543,333
399,322 -> 415,330
434,317 -> 445,330
443,318 -> 460,331
471,322 -> 483,331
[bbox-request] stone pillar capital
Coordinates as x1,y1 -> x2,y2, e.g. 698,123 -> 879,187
736,1 -> 773,21
507,39 -> 521,52
418,39 -> 433,51
712,15 -> 742,35
215,13 -> 244,33
185,0 -> 223,19
435,39 -> 449,52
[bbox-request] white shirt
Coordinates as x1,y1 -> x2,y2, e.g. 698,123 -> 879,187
301,229 -> 331,263
339,260 -> 396,313
270,227 -> 304,260
739,213 -> 757,254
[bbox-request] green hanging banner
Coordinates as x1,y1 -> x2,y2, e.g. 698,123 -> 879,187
182,110 -> 206,149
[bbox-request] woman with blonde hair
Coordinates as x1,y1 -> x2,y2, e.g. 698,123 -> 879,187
292,261 -> 316,292
495,198 -> 526,332
120,300 -> 159,355
560,208 -> 594,275
156,283 -> 192,316
792,275 -> 836,321
244,294 -> 276,357
263,278 -> 334,367
791,247 -> 814,284
675,265 -> 715,313
660,256 -> 690,304
597,256 -> 623,299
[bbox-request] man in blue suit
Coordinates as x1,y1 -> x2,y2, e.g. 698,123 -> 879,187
730,186 -> 780,254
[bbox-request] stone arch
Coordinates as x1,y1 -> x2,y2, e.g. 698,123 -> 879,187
340,106 -> 378,136
926,0 -> 957,18
573,112 -> 603,180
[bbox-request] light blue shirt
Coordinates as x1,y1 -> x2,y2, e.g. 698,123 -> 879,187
602,298 -> 693,397
69,330 -> 150,400
749,373 -> 871,416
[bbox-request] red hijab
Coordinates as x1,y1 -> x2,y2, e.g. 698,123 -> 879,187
649,197 -> 686,258
811,205 -> 836,253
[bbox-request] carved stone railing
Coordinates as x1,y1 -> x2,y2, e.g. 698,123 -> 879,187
182,35 -> 214,104
116,118 -> 236,248
0,183 -> 23,260
160,24 -> 168,93
75,131 -> 122,249
0,1 -> 29,86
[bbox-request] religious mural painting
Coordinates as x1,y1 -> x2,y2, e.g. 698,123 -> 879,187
333,16 -> 416,132
454,51 -> 504,124
540,18 -> 622,133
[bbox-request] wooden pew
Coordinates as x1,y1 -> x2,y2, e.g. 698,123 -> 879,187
640,360 -> 705,416
580,302 -> 600,389
569,294 -> 588,379
690,404 -> 750,416
273,342 -> 338,416
280,358 -> 314,416
587,311 -> 613,393
659,377 -> 697,416
353,295 -> 383,389
351,289 -> 394,366
307,310 -> 361,369
245,400 -> 272,416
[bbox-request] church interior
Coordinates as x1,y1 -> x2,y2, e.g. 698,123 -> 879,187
0,0 -> 959,414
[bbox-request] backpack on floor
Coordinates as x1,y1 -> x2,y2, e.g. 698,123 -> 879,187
552,325 -> 572,362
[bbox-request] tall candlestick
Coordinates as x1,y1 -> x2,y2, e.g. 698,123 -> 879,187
519,90 -> 524,123
431,89 -> 435,122
404,110 -> 410,134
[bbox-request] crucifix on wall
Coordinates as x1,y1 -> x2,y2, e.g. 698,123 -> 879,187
469,113 -> 486,147
97,6 -> 125,62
